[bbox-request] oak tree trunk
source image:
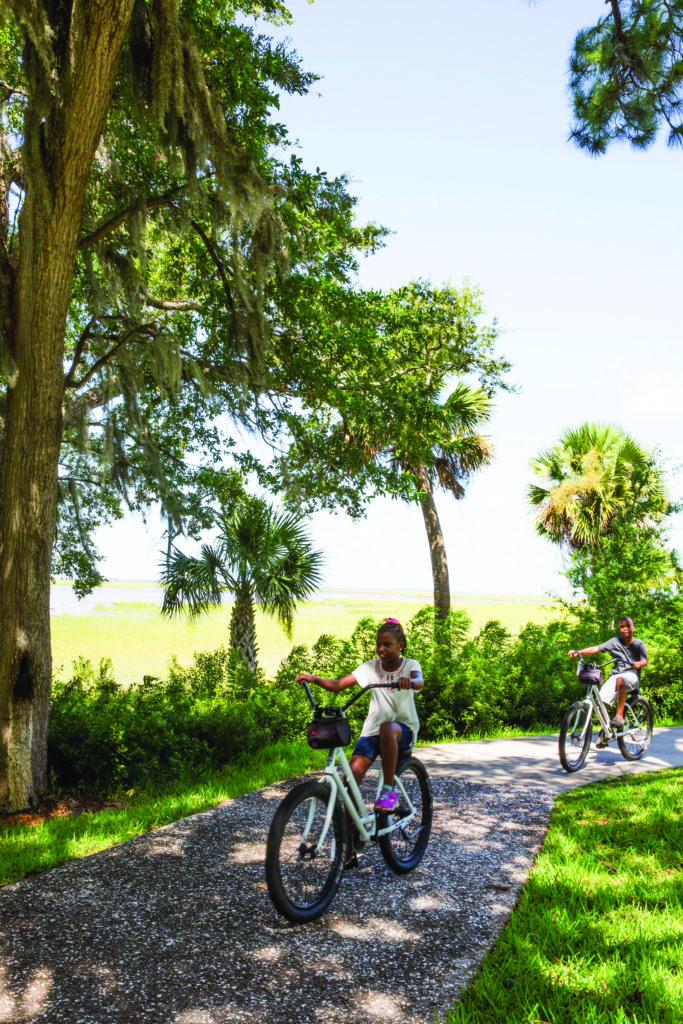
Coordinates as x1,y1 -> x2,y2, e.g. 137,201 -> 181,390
416,468 -> 451,620
0,1 -> 136,812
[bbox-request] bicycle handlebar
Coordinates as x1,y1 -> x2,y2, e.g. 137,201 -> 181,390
299,679 -> 419,713
576,654 -> 619,670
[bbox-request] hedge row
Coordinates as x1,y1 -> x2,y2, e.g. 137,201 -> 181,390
48,608 -> 683,795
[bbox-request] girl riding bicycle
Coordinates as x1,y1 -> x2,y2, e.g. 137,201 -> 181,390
296,618 -> 424,866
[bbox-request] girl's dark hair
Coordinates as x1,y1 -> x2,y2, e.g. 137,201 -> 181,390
377,618 -> 407,652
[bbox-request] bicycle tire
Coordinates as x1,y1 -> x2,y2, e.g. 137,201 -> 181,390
378,757 -> 433,874
617,695 -> 653,761
559,701 -> 593,772
265,779 -> 345,924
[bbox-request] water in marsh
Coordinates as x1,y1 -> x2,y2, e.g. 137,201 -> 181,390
50,583 -> 548,616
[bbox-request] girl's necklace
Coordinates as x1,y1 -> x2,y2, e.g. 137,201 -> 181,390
377,657 -> 405,683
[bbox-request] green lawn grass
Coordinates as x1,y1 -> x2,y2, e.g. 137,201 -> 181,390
446,767 -> 683,1024
51,592 -> 559,684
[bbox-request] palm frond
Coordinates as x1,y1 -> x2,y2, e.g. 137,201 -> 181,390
528,422 -> 666,550
160,544 -> 227,619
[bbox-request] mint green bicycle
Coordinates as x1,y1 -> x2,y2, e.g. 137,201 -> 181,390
265,679 -> 433,924
559,655 -> 654,772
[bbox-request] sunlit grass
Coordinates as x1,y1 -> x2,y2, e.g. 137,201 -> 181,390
446,767 -> 683,1024
0,740 -> 324,887
51,592 -> 559,684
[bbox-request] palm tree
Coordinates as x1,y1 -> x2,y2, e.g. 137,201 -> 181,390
528,423 -> 667,553
160,497 -> 323,672
394,383 -> 494,619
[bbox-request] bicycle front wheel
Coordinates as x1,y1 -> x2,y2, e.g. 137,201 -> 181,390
618,695 -> 653,761
265,779 -> 345,924
378,757 -> 433,874
559,701 -> 593,772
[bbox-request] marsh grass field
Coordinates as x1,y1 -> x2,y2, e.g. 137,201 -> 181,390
50,584 -> 560,683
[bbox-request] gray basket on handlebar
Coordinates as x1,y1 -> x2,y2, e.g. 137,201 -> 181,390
578,667 -> 603,686
306,708 -> 352,750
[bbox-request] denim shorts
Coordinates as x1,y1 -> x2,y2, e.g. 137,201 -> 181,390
352,721 -> 413,763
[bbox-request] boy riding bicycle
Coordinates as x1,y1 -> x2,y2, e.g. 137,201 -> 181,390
568,616 -> 647,746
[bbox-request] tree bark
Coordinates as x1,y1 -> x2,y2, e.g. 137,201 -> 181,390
416,467 -> 451,620
229,585 -> 259,673
0,1 -> 136,812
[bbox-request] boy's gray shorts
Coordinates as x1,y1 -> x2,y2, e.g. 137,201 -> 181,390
599,670 -> 639,706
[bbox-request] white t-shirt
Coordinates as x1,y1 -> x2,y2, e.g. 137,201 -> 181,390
352,657 -> 422,741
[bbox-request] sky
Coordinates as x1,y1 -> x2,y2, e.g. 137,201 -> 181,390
95,0 -> 683,597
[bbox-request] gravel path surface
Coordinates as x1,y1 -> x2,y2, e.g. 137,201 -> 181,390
0,769 -> 552,1024
5,729 -> 682,1024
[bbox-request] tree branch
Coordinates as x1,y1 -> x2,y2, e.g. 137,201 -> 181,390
64,316 -> 99,387
62,382 -> 118,430
143,293 -> 201,312
66,323 -> 157,391
0,80 -> 28,100
77,181 -> 205,249
607,1 -> 628,45
167,203 -> 236,315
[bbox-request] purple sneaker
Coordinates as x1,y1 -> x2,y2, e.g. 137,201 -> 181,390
374,788 -> 398,812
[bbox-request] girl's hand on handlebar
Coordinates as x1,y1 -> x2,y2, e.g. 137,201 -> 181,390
568,650 -> 578,658
296,672 -> 316,684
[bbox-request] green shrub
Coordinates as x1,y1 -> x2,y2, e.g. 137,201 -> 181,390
49,604 -> 683,796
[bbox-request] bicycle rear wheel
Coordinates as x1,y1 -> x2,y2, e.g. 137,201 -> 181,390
378,757 -> 432,874
265,779 -> 345,924
617,695 -> 653,761
559,701 -> 593,772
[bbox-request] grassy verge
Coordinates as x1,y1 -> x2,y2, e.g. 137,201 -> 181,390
0,740 -> 323,887
446,767 -> 683,1024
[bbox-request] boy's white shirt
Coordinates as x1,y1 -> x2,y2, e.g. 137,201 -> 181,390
352,657 -> 421,741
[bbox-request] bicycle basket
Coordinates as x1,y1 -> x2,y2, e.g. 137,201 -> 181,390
306,708 -> 351,750
578,667 -> 603,686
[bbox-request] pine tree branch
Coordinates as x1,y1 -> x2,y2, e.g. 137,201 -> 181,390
607,1 -> 628,45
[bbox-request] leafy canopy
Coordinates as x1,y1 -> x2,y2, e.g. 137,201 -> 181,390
529,422 -> 669,553
0,0 -> 385,592
258,279 -> 510,516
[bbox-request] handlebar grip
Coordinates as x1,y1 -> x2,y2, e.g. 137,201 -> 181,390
299,678 -> 317,709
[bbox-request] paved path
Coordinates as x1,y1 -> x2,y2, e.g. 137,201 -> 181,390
418,723 -> 683,789
1,729 -> 681,1024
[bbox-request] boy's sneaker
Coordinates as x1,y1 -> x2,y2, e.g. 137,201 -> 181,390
610,715 -> 625,729
374,788 -> 398,812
